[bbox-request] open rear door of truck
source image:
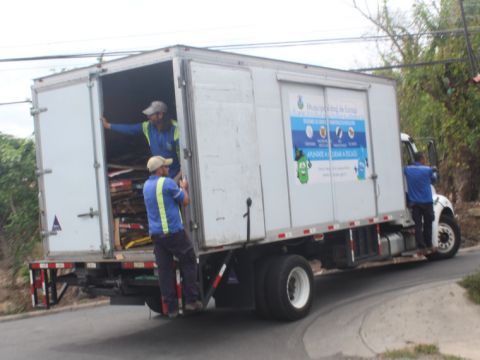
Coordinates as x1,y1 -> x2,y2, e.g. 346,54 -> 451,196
186,61 -> 266,248
32,77 -> 110,256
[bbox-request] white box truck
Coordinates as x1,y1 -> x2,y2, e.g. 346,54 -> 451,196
29,45 -> 461,320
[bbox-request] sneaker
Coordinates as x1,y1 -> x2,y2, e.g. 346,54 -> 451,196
185,300 -> 203,312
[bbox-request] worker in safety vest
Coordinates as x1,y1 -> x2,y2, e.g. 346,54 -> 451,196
404,152 -> 437,253
102,101 -> 181,181
143,155 -> 202,318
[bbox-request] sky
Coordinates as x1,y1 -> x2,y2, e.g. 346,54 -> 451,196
0,0 -> 414,138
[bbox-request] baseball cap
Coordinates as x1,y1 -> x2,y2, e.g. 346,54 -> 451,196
142,101 -> 168,116
147,156 -> 173,172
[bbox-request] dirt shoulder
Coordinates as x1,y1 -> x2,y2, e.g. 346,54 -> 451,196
454,201 -> 480,248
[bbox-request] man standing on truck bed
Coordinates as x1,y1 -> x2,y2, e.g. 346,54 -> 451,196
143,155 -> 202,318
404,152 -> 437,252
102,101 -> 181,181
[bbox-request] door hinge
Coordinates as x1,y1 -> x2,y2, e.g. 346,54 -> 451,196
77,208 -> 100,218
183,148 -> 192,159
30,107 -> 47,116
100,243 -> 108,255
41,230 -> 57,237
177,76 -> 186,88
370,173 -> 378,180
35,168 -> 52,177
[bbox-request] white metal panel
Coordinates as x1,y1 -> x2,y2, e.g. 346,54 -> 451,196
90,79 -> 111,253
325,88 -> 376,222
280,82 -> 335,227
189,62 -> 265,247
251,68 -> 291,232
368,84 -> 406,214
36,82 -> 104,253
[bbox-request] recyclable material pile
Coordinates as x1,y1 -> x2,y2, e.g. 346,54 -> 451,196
108,165 -> 151,250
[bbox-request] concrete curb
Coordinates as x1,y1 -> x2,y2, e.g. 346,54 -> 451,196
0,299 -> 109,324
460,244 -> 480,253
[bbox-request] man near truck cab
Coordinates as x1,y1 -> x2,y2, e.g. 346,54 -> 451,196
102,101 -> 181,181
143,155 -> 202,318
404,152 -> 437,252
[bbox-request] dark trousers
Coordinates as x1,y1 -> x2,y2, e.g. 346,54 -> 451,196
152,231 -> 199,312
411,203 -> 434,248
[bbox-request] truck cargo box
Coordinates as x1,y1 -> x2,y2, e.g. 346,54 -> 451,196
31,45 -> 406,261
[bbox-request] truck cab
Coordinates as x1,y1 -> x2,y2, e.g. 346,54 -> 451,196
401,133 -> 461,259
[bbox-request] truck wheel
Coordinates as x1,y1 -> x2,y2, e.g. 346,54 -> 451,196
145,295 -> 164,314
428,215 -> 461,260
254,256 -> 277,319
266,255 -> 314,321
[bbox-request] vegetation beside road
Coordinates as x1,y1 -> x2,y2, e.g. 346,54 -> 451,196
356,0 -> 480,204
459,271 -> 480,305
0,134 -> 39,282
382,343 -> 464,360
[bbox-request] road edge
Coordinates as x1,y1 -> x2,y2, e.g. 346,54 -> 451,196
0,299 -> 109,323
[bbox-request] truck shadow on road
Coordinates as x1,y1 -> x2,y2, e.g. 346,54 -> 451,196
52,259 -> 462,359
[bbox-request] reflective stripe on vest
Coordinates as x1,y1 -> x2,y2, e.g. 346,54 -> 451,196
142,120 -> 179,145
142,121 -> 150,145
172,120 -> 179,141
156,178 -> 169,234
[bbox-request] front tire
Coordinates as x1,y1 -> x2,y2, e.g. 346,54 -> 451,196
265,255 -> 314,321
428,215 -> 461,260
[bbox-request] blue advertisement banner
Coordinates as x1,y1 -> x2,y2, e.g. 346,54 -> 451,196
290,94 -> 370,185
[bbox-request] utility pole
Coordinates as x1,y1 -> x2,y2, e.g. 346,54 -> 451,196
459,0 -> 478,76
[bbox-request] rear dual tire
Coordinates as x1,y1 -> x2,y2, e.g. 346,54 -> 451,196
255,255 -> 314,321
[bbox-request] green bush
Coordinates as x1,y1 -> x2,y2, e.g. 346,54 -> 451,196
459,271 -> 480,305
0,133 -> 39,281
382,343 -> 464,359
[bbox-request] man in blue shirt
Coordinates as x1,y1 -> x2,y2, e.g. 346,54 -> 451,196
103,101 -> 181,180
143,155 -> 202,318
404,152 -> 437,251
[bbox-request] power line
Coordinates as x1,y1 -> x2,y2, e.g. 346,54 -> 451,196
0,24 -> 255,50
0,51 -> 140,63
1,26 -> 479,64
0,100 -> 31,106
353,57 -> 469,72
209,27 -> 480,50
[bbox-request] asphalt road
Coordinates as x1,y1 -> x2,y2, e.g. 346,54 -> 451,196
1,249 -> 479,360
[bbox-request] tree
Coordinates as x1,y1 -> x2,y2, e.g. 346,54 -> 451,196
354,0 -> 480,202
0,133 -> 39,281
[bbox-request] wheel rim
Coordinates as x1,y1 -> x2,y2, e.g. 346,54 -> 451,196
437,222 -> 455,253
286,266 -> 310,309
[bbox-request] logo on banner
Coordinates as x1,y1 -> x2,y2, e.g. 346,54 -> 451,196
297,95 -> 304,110
52,215 -> 62,231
